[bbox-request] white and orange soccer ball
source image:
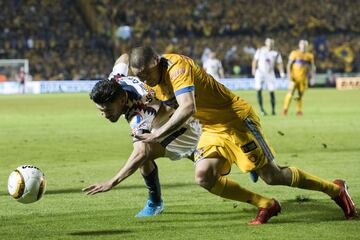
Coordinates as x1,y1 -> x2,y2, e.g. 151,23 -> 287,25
8,165 -> 46,204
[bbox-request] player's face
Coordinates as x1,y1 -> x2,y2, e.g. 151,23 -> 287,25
299,40 -> 308,52
96,96 -> 126,123
265,39 -> 274,49
131,58 -> 161,87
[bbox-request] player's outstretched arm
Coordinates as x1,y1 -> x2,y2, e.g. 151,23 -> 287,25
83,141 -> 163,195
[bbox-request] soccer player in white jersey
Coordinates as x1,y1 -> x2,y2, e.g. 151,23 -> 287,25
83,62 -> 201,218
203,51 -> 225,81
252,38 -> 285,116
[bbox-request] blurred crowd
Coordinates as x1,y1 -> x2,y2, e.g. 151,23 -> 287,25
111,0 -> 360,75
0,0 -> 113,80
1,0 -> 360,80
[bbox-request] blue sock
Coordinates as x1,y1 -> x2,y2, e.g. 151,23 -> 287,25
142,162 -> 162,204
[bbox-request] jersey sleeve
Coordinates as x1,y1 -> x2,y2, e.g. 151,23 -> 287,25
168,60 -> 195,96
108,63 -> 129,80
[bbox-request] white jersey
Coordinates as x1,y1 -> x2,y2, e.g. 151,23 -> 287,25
108,69 -> 201,160
203,58 -> 223,81
254,47 -> 282,74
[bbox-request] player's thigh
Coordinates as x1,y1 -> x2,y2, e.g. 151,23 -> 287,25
232,114 -> 275,172
195,144 -> 232,176
197,123 -> 270,174
266,75 -> 276,92
195,155 -> 228,179
254,72 -> 264,90
195,132 -> 235,176
139,142 -> 165,174
298,79 -> 308,94
288,80 -> 298,94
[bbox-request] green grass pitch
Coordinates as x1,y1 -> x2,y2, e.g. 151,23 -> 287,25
0,89 -> 359,239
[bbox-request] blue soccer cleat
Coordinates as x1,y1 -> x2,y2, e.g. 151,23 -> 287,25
249,171 -> 259,183
135,199 -> 164,217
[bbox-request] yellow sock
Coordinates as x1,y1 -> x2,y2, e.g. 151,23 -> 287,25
296,97 -> 302,113
210,176 -> 273,208
289,167 -> 340,198
283,93 -> 292,110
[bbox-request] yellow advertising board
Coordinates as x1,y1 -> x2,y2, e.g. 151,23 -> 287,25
336,77 -> 360,90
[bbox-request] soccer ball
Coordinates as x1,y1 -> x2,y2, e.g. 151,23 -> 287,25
8,165 -> 46,204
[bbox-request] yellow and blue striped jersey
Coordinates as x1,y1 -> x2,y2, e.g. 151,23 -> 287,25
289,50 -> 314,81
150,54 -> 252,127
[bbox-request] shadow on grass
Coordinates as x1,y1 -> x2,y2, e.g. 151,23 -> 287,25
46,182 -> 196,195
145,199 -> 357,224
68,229 -> 132,236
167,210 -> 244,215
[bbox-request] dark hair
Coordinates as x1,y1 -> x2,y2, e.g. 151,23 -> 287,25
129,46 -> 158,69
90,78 -> 125,104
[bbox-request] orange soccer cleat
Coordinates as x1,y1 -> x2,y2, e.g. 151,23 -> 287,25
332,179 -> 358,220
296,111 -> 303,116
249,199 -> 281,225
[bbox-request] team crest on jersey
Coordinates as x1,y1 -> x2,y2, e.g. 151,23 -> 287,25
129,114 -> 142,129
194,148 -> 205,162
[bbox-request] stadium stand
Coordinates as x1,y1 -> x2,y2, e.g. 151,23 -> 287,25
0,0 -> 113,80
1,0 -> 360,79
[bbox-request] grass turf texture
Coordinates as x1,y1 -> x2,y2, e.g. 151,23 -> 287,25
0,89 -> 359,239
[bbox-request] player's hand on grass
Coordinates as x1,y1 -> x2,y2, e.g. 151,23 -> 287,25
82,182 -> 113,195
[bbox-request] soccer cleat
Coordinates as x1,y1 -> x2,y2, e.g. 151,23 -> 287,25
249,171 -> 259,183
296,111 -> 303,116
282,109 -> 288,116
260,110 -> 268,116
135,199 -> 164,217
249,199 -> 281,225
332,179 -> 357,220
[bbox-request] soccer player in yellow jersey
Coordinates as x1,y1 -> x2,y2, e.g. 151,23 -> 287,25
283,40 -> 316,116
129,46 -> 357,224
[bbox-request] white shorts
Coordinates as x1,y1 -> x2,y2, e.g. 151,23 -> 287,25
255,71 -> 276,91
159,119 -> 201,160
